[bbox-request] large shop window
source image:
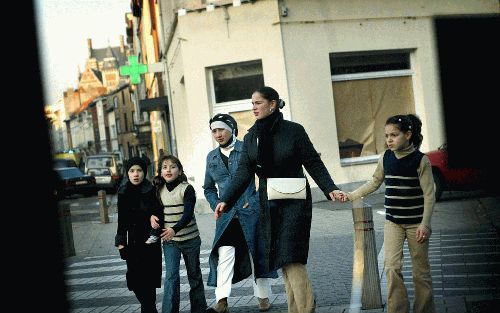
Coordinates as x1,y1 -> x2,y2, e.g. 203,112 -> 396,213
209,60 -> 264,140
330,51 -> 415,164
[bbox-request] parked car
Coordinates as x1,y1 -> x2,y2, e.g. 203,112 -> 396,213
426,143 -> 483,201
85,154 -> 122,191
55,167 -> 97,198
54,149 -> 86,169
86,167 -> 118,193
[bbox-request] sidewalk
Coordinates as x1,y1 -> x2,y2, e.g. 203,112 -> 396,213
65,191 -> 500,313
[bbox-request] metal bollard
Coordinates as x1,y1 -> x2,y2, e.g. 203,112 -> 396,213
351,198 -> 383,309
98,190 -> 109,224
58,202 -> 75,257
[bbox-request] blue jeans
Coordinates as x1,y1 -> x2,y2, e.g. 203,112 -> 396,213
162,236 -> 207,313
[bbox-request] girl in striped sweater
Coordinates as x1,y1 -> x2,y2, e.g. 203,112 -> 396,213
150,155 -> 208,313
338,114 -> 436,313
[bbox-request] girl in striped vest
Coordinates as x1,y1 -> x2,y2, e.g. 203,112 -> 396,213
150,155 -> 208,313
339,114 -> 436,313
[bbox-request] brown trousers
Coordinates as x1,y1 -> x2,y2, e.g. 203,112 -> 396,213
282,263 -> 316,313
384,221 -> 436,313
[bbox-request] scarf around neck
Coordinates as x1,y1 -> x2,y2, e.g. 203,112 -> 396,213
255,110 -> 281,178
219,134 -> 236,149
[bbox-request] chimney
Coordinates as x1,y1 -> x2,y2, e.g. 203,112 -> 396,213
119,35 -> 125,53
87,38 -> 93,58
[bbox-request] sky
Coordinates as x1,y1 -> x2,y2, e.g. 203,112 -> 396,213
34,0 -> 131,106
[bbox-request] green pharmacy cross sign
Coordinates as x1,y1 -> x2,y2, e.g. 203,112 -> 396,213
119,55 -> 148,84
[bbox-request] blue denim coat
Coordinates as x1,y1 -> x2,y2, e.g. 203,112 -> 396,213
203,140 -> 278,287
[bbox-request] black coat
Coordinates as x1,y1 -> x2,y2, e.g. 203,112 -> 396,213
115,180 -> 162,291
221,113 -> 338,272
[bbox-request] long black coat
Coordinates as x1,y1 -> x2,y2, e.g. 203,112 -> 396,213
221,113 -> 338,273
115,180 -> 162,291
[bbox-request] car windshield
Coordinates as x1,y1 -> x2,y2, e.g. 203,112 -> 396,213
56,168 -> 85,179
87,157 -> 113,168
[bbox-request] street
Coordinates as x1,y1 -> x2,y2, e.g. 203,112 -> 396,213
63,191 -> 500,312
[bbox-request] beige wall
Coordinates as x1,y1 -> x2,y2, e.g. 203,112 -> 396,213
164,0 -> 499,195
168,0 -> 288,195
280,0 -> 498,185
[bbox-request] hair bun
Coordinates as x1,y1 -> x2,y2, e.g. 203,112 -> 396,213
278,99 -> 286,109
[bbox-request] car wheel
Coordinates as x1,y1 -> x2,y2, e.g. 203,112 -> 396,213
432,169 -> 444,201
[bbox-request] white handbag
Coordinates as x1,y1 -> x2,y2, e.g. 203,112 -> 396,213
266,178 -> 307,200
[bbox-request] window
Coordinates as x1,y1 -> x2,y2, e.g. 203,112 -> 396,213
116,118 -> 121,134
124,113 -> 128,132
209,60 -> 264,139
113,96 -> 118,108
210,60 -> 264,105
330,50 -> 415,164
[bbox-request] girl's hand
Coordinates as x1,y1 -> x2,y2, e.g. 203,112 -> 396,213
215,202 -> 227,219
330,190 -> 348,202
336,191 -> 349,202
150,215 -> 159,229
117,245 -> 125,249
416,225 -> 430,243
161,227 -> 176,241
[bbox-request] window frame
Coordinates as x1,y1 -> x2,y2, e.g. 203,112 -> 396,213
331,51 -> 415,166
208,60 -> 264,109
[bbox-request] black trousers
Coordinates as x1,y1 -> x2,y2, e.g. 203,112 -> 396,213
133,287 -> 158,313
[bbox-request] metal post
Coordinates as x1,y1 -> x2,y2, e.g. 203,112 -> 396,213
98,190 -> 109,224
351,198 -> 383,309
58,202 -> 75,257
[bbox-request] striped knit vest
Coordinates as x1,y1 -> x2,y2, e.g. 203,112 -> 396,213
160,182 -> 200,241
383,149 -> 425,224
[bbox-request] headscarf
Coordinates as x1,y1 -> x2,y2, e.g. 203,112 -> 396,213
126,156 -> 147,176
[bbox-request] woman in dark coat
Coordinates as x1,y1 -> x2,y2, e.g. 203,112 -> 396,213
215,86 -> 342,313
115,157 -> 163,313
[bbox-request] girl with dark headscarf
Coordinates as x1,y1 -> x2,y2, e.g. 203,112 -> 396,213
115,157 -> 162,313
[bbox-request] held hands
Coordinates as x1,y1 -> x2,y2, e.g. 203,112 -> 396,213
161,227 -> 176,241
215,202 -> 227,220
329,190 -> 349,202
416,224 -> 430,244
337,191 -> 349,202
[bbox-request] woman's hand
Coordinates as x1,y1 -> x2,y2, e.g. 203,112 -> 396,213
215,202 -> 227,219
150,215 -> 159,229
161,227 -> 176,241
117,244 -> 125,249
416,224 -> 431,243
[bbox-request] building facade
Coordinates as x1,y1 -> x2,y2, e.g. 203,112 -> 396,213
148,0 -> 498,205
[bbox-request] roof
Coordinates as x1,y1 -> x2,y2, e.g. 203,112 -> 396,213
91,46 -> 127,67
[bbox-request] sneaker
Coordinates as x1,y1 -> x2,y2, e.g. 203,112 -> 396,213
258,297 -> 271,312
145,235 -> 159,244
